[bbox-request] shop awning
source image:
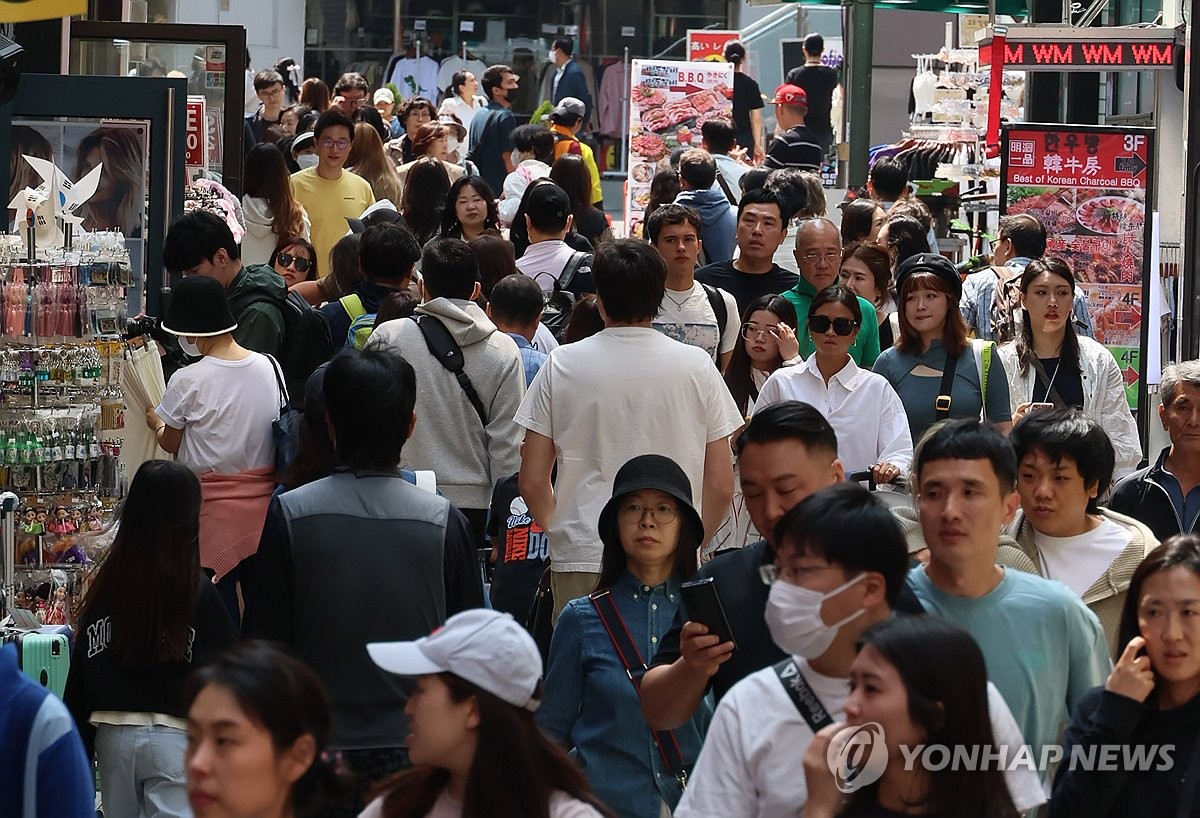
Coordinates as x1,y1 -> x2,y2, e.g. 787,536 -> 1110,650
760,0 -> 1029,15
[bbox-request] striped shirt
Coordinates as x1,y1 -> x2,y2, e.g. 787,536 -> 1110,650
763,125 -> 823,171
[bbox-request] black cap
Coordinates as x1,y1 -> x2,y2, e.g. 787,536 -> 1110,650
524,183 -> 571,224
162,275 -> 238,337
597,455 -> 704,550
894,253 -> 963,301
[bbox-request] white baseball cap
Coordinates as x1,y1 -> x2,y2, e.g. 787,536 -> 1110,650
367,609 -> 542,712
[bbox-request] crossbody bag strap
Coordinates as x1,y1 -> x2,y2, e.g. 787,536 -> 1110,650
935,348 -> 959,421
413,316 -> 489,426
1029,355 -> 1068,408
771,657 -> 835,732
265,354 -> 289,413
714,171 -> 737,205
589,590 -> 689,788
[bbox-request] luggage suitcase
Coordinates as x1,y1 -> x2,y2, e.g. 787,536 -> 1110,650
3,631 -> 70,698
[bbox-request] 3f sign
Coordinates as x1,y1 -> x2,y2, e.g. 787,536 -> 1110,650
1124,134 -> 1146,152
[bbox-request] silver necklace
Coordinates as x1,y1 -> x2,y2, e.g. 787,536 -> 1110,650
663,286 -> 693,310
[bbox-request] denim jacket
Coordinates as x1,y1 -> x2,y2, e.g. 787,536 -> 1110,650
960,256 -> 1095,341
537,571 -> 712,817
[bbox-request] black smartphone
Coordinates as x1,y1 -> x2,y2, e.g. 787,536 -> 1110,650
680,578 -> 737,647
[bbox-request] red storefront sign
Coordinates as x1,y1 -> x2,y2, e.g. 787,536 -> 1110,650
185,96 -> 207,171
686,30 -> 741,62
977,26 -> 1176,70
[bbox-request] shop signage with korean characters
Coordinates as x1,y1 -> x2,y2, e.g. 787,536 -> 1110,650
686,30 -> 741,62
1001,123 -> 1154,409
625,60 -> 733,239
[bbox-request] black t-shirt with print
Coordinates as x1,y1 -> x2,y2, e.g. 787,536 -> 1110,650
486,475 -> 550,620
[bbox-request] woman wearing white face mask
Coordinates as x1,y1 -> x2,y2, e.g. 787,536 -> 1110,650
498,124 -> 554,227
146,275 -> 282,624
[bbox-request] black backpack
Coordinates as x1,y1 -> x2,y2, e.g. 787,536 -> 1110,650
536,251 -> 589,342
247,290 -> 335,402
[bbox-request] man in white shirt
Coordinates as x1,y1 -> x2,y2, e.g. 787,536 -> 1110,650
675,483 -> 1047,818
517,239 -> 743,618
646,204 -> 739,369
514,182 -> 594,298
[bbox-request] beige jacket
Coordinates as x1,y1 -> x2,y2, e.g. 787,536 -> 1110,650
1000,508 -> 1158,659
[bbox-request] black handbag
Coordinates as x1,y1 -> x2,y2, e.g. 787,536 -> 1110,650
267,355 -> 300,474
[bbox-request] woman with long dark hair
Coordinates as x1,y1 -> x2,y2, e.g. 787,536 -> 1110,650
63,460 -> 237,818
440,177 -> 500,241
550,154 -> 613,247
362,609 -> 613,817
839,241 -> 898,348
1049,535 -> 1200,817
538,455 -> 707,817
803,616 -> 1020,818
185,642 -> 349,818
347,121 -> 404,204
872,253 -> 1012,443
839,198 -> 886,245
243,143 -> 310,265
877,214 -> 930,272
997,257 -> 1140,478
723,294 -> 800,419
299,77 -> 330,112
469,234 -> 519,300
399,157 -> 452,245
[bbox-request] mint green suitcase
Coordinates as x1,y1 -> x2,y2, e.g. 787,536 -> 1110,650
5,632 -> 69,698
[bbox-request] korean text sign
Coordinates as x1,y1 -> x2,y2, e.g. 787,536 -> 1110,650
1001,123 -> 1154,409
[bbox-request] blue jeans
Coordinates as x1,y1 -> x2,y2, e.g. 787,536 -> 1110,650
95,723 -> 190,818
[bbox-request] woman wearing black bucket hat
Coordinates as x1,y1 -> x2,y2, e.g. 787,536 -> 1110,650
538,454 -> 709,818
147,275 -> 282,624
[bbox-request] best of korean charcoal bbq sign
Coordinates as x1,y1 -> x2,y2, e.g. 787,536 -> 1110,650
626,61 -> 734,240
1001,124 -> 1154,409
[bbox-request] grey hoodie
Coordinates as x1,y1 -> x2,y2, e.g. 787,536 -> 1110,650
674,188 -> 737,264
366,298 -> 526,510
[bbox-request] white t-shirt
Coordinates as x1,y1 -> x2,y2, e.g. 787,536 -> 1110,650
532,323 -> 560,354
1033,517 -> 1133,598
358,789 -> 604,818
516,240 -> 579,293
515,327 -> 743,572
155,353 -> 280,474
674,658 -> 1046,818
756,355 -> 914,475
653,283 -> 739,362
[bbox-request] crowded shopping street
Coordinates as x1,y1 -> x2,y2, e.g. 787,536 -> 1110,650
0,0 -> 1198,816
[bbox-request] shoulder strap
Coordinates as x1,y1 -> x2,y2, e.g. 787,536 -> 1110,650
771,658 -> 835,732
264,354 -> 290,412
340,294 -> 366,320
559,251 -> 587,291
699,283 -> 729,339
589,590 -> 689,787
413,315 -> 488,426
714,170 -> 737,205
936,348 -> 960,421
1028,355 -> 1068,408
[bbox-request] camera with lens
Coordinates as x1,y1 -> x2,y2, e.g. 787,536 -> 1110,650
123,315 -> 161,340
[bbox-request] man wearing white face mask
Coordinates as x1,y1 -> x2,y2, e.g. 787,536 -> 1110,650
674,483 -> 1047,818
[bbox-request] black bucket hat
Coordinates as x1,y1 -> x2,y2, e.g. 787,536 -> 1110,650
161,275 -> 238,337
894,253 -> 963,302
597,454 -> 704,549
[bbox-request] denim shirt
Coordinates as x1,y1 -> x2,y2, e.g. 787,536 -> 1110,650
537,571 -> 712,818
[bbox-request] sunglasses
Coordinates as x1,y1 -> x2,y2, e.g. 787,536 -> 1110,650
278,252 -> 311,272
809,315 -> 859,336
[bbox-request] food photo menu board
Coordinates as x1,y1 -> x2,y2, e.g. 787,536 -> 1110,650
625,60 -> 734,240
1000,123 -> 1154,409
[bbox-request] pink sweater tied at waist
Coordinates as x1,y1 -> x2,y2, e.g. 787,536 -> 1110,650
198,466 -> 276,581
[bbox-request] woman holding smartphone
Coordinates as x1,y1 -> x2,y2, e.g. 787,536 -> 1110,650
997,257 -> 1141,479
538,454 -> 709,818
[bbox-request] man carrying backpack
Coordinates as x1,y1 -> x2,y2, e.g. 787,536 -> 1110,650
367,238 -> 526,547
515,182 -> 595,298
323,222 -> 421,349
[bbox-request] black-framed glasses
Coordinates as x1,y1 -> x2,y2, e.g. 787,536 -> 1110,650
741,323 -> 779,340
809,315 -> 859,336
278,252 -> 312,273
618,501 -> 679,525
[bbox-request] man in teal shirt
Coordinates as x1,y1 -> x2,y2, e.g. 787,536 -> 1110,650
780,218 -> 880,366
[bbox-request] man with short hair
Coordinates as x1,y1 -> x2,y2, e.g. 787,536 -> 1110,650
548,97 -> 603,207
245,346 -> 482,804
960,212 -> 1094,341
290,109 -> 375,279
322,221 -> 421,348
486,273 -> 549,386
332,71 -> 369,118
867,155 -> 908,204
701,117 -> 748,194
1004,409 -> 1157,655
646,203 -> 738,368
246,69 -> 287,144
514,182 -> 594,297
780,218 -> 880,365
367,238 -> 526,543
907,419 -> 1111,763
161,210 -> 286,356
763,84 -> 822,172
694,188 -> 799,314
469,64 -> 520,193
517,239 -> 743,616
784,33 -> 840,158
549,37 -> 591,120
1111,360 -> 1200,539
673,149 -> 736,265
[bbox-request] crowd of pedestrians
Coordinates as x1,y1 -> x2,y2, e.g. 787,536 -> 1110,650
10,51 -> 1200,818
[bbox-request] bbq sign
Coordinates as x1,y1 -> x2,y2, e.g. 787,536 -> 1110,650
1001,123 -> 1155,410
625,59 -> 734,239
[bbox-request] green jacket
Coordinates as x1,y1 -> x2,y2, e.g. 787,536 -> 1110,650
226,264 -> 287,357
780,275 -> 882,367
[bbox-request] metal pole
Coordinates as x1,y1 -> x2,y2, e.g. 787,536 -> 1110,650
845,0 -> 874,189
1,491 -> 19,619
